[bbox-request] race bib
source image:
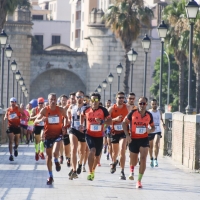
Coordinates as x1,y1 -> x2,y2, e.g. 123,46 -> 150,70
48,116 -> 59,124
9,113 -> 17,119
136,126 -> 146,134
114,124 -> 123,131
74,120 -> 80,129
38,121 -> 44,126
21,120 -> 26,125
155,125 -> 159,131
90,124 -> 101,131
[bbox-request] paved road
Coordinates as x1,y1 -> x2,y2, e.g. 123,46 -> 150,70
0,143 -> 199,200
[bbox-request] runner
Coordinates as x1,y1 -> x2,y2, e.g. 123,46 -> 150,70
67,90 -> 87,180
4,97 -> 25,161
148,99 -> 166,167
83,95 -> 90,106
126,92 -> 137,110
105,100 -> 111,110
80,92 -> 112,181
27,103 -> 34,143
34,93 -> 68,185
30,97 -> 45,161
108,91 -> 130,180
122,97 -> 155,188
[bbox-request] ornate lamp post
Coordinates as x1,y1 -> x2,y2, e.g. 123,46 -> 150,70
15,70 -> 21,101
19,77 -> 24,104
102,79 -> 108,106
141,34 -> 151,97
157,21 -> 168,111
10,60 -> 17,97
185,0 -> 199,114
97,85 -> 102,93
127,48 -> 138,92
116,63 -> 123,91
107,73 -> 114,101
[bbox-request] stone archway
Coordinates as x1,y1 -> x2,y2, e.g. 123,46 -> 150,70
30,69 -> 86,99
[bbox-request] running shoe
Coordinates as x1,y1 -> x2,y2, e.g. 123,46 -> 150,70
59,155 -> 63,164
154,159 -> 158,167
110,162 -> 117,174
9,155 -> 14,161
14,147 -> 18,157
82,166 -> 86,172
67,158 -> 71,167
35,153 -> 39,161
55,162 -> 61,172
97,162 -> 101,167
68,169 -> 73,176
119,171 -> 126,180
39,152 -> 45,160
103,146 -> 107,154
128,173 -> 134,180
69,171 -> 78,180
87,172 -> 94,181
150,160 -> 154,168
47,177 -> 54,185
106,154 -> 109,160
136,181 -> 142,188
77,162 -> 82,174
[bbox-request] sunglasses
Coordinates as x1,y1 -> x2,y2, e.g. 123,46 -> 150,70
139,102 -> 146,105
91,99 -> 99,102
129,98 -> 135,100
118,97 -> 125,99
10,101 -> 16,103
38,102 -> 44,104
76,96 -> 84,99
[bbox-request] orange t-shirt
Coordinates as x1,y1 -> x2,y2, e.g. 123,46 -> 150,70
83,106 -> 110,137
7,106 -> 21,127
126,109 -> 154,139
44,106 -> 63,139
111,104 -> 128,134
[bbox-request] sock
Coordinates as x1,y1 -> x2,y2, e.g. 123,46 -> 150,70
138,173 -> 143,181
66,157 -> 70,160
35,143 -> 39,153
54,158 -> 58,163
130,165 -> 134,173
40,141 -> 44,153
121,169 -> 124,173
49,171 -> 53,177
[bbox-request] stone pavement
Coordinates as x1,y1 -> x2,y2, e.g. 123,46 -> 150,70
0,143 -> 199,200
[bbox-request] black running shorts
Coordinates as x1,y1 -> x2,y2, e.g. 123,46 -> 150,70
63,134 -> 70,146
111,132 -> 126,144
148,132 -> 162,141
44,136 -> 62,149
129,137 -> 149,154
33,126 -> 44,135
6,126 -> 21,135
69,128 -> 85,142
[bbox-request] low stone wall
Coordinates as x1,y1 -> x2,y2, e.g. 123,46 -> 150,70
0,109 -> 7,144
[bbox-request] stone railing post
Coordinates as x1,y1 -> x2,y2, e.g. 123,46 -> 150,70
0,109 -> 7,144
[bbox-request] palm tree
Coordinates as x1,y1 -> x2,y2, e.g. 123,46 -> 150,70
104,0 -> 153,94
0,0 -> 31,31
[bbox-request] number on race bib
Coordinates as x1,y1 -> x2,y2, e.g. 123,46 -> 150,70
48,116 -> 59,124
90,124 -> 101,131
136,126 -> 146,134
114,124 -> 123,131
9,113 -> 17,119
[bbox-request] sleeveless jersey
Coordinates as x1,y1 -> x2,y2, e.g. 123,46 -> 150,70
111,104 -> 128,134
7,106 -> 21,127
27,109 -> 34,126
149,110 -> 161,133
44,106 -> 63,139
35,107 -> 44,126
20,109 -> 29,126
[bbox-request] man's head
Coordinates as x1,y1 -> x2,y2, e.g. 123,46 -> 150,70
27,103 -> 32,110
38,97 -> 44,108
60,94 -> 68,106
116,91 -> 125,105
138,96 -> 148,112
127,92 -> 136,106
48,93 -> 57,106
151,99 -> 157,110
69,92 -> 76,105
10,97 -> 17,107
75,90 -> 84,105
20,103 -> 25,109
83,95 -> 90,105
106,100 -> 111,108
90,92 -> 101,109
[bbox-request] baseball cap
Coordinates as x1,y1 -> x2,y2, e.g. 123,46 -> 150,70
37,97 -> 44,103
10,97 -> 17,102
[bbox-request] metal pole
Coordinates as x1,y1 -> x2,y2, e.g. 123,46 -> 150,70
143,52 -> 148,96
158,40 -> 164,111
20,88 -> 22,104
110,83 -> 111,101
12,72 -> 15,97
6,59 -> 10,108
104,89 -> 105,106
131,63 -> 133,92
186,22 -> 194,114
17,81 -> 18,102
118,75 -> 120,91
0,46 -> 5,108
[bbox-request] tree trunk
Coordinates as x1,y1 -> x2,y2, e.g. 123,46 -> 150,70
0,0 -> 7,31
196,67 -> 200,113
123,53 -> 130,95
179,63 -> 185,112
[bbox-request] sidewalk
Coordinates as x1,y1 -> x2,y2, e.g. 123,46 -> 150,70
0,143 -> 199,200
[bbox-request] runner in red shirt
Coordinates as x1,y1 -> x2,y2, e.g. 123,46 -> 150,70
122,97 -> 155,189
80,92 -> 112,181
4,97 -> 25,161
34,93 -> 68,185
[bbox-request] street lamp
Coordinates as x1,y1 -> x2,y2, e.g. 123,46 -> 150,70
116,63 -> 123,91
10,60 -> 17,97
0,29 -> 8,108
15,70 -> 21,102
127,48 -> 138,92
19,77 -> 24,103
107,72 -> 114,101
97,85 -> 102,93
157,21 -> 168,111
102,79 -> 108,106
142,34 -> 151,97
5,44 -> 13,108
185,0 -> 199,114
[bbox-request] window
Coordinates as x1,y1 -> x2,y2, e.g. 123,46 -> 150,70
52,35 -> 60,45
34,35 -> 43,48
75,30 -> 80,38
82,12 -> 84,21
32,15 -> 43,20
76,11 -> 81,20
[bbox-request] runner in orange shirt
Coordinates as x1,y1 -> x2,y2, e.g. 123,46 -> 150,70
4,97 -> 25,161
80,92 -> 112,181
34,93 -> 68,185
122,97 -> 155,188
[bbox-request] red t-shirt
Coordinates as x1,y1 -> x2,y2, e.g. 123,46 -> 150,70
126,109 -> 154,139
7,106 -> 21,127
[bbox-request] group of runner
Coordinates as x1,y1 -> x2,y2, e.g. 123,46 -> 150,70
4,90 -> 165,188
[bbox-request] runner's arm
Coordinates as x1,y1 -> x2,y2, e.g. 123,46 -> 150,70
160,110 -> 166,129
18,107 -> 26,118
4,110 -> 8,120
60,107 -> 68,127
34,108 -> 46,125
29,108 -> 37,120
